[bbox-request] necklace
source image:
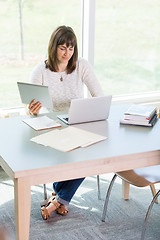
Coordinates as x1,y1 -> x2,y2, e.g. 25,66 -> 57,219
58,65 -> 67,81
58,64 -> 67,81
58,72 -> 66,82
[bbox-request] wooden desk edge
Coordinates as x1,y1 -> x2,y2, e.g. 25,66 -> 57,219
11,150 -> 160,186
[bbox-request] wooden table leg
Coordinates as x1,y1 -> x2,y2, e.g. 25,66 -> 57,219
14,178 -> 31,240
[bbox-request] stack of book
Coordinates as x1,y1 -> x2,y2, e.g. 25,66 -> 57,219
120,104 -> 157,127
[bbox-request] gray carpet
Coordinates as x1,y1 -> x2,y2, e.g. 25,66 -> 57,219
0,166 -> 160,240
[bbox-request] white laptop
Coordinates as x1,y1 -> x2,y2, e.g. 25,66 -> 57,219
17,82 -> 52,109
57,95 -> 112,125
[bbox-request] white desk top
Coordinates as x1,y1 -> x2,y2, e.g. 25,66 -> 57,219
0,104 -> 160,179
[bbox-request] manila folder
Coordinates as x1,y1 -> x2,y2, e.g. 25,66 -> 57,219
30,126 -> 107,152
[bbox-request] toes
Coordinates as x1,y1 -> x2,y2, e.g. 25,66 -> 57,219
41,207 -> 49,220
56,204 -> 68,215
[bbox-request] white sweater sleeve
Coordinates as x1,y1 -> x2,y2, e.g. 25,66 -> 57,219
79,59 -> 104,97
29,63 -> 44,85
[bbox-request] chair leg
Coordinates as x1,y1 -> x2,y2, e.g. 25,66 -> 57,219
141,189 -> 160,240
102,174 -> 117,222
43,184 -> 47,200
150,185 -> 158,204
97,175 -> 101,200
122,180 -> 130,200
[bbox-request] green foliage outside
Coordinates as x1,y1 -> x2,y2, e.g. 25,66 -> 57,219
95,0 -> 160,95
0,0 -> 81,107
0,0 -> 160,108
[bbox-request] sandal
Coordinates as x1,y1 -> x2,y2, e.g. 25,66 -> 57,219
41,196 -> 60,220
56,204 -> 68,216
41,191 -> 56,208
41,192 -> 69,217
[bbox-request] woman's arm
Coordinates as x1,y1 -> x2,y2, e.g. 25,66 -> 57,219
26,64 -> 44,115
79,59 -> 104,97
29,63 -> 44,85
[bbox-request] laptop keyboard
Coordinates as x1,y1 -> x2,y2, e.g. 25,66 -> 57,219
63,117 -> 69,121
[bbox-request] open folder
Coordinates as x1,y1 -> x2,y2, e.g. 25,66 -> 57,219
23,116 -> 61,131
30,126 -> 107,152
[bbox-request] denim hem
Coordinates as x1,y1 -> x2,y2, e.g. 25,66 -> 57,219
55,195 -> 69,206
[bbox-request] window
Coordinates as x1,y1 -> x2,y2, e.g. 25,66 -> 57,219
1,0 -> 160,110
95,0 -> 160,96
0,0 -> 81,108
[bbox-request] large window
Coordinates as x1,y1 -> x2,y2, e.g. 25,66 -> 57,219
0,0 -> 81,108
95,0 -> 160,96
1,0 -> 160,109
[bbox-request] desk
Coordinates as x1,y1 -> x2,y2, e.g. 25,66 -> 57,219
0,104 -> 160,240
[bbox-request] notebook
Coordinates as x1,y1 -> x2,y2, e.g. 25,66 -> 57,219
57,95 -> 112,125
17,82 -> 52,109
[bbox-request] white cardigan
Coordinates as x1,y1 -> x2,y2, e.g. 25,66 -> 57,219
30,58 -> 104,111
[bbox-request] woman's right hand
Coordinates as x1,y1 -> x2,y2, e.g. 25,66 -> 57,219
28,99 -> 42,115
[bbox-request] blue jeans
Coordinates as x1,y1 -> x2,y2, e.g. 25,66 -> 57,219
53,178 -> 85,205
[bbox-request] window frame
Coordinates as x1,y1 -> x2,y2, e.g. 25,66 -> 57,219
81,0 -> 160,105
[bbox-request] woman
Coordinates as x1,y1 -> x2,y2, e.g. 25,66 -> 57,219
28,25 -> 104,220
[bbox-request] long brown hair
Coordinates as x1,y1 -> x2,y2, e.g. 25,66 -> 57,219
45,26 -> 78,74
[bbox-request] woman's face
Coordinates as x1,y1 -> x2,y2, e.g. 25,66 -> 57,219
57,43 -> 74,65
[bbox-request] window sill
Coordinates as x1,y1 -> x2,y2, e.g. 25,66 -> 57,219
112,91 -> 160,107
1,91 -> 160,118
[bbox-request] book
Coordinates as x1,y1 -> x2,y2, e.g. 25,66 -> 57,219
120,112 -> 158,127
124,114 -> 152,123
23,116 -> 62,131
124,104 -> 157,121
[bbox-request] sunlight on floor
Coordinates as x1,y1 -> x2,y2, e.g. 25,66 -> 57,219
1,172 -> 160,208
0,180 -> 14,205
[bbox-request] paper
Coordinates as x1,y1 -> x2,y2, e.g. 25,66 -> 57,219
23,116 -> 61,131
30,126 -> 107,152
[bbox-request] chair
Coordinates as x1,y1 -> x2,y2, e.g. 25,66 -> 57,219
102,165 -> 160,240
43,174 -> 101,200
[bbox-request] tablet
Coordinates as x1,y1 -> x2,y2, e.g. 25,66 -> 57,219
17,82 -> 52,109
